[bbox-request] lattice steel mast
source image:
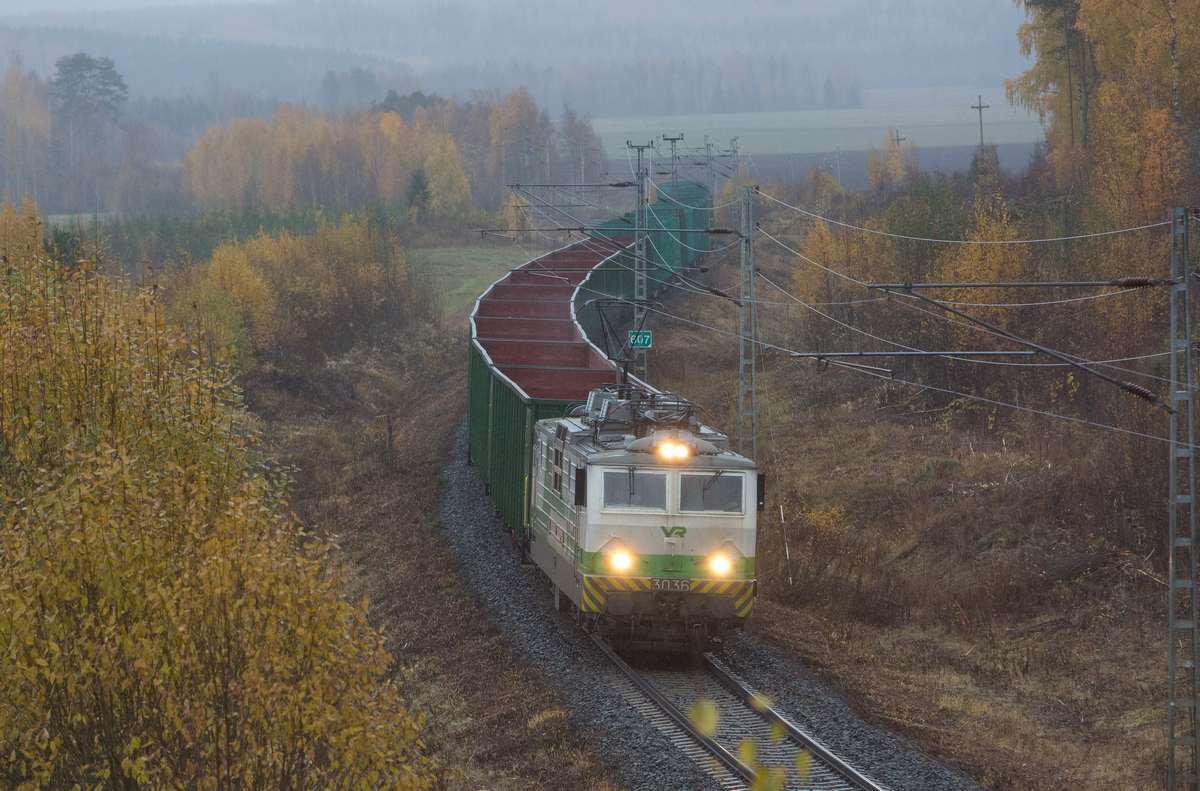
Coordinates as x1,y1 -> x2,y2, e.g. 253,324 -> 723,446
1169,206 -> 1198,791
628,140 -> 653,383
738,185 -> 756,461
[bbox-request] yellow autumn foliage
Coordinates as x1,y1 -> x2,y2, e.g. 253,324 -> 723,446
0,200 -> 434,791
183,105 -> 471,220
934,196 -> 1033,345
425,133 -> 472,217
171,216 -> 428,366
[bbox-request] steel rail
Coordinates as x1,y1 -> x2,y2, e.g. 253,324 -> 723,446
702,654 -> 888,791
870,279 -> 1170,289
588,633 -> 757,785
790,351 -> 1037,358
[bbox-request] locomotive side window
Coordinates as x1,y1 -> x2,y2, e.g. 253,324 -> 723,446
679,472 -> 744,513
603,470 -> 667,510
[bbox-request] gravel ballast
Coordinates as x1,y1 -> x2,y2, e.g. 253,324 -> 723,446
441,419 -> 983,791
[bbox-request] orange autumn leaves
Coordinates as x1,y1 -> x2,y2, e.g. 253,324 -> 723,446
1008,0 -> 1198,222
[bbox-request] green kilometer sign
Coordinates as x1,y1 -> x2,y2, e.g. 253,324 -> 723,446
628,330 -> 652,349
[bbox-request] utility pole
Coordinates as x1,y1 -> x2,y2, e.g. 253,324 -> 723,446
738,185 -> 756,461
628,140 -> 654,383
972,94 -> 990,147
1168,205 -> 1198,791
731,136 -> 741,200
663,133 -> 683,187
704,135 -> 714,200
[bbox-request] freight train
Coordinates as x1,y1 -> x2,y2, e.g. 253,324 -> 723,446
468,180 -> 760,650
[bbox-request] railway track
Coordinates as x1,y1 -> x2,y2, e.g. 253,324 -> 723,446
591,634 -> 888,791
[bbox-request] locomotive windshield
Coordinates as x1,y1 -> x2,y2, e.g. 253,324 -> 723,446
679,473 -> 744,513
603,470 -> 667,510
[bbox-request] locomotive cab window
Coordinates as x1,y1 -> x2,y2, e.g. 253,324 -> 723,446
603,470 -> 667,510
679,472 -> 744,514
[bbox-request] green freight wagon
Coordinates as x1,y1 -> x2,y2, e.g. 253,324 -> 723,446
468,181 -> 713,538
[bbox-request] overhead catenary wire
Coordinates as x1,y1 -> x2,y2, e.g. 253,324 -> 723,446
647,205 -> 740,254
550,183 -> 626,223
757,189 -> 1173,244
847,364 -> 1188,449
652,181 -> 743,212
572,231 -> 882,309
755,269 -> 1185,393
760,224 -> 1151,308
567,230 -> 1177,384
590,289 -> 1191,450
506,202 -> 1185,443
886,290 -> 1187,392
757,225 -> 870,287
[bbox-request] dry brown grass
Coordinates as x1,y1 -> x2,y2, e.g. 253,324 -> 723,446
241,332 -> 621,791
643,207 -> 1172,789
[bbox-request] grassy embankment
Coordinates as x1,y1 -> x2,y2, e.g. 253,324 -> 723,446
410,246 -> 531,323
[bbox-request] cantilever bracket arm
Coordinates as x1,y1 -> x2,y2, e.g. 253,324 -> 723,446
880,286 -> 1174,414
579,298 -> 666,385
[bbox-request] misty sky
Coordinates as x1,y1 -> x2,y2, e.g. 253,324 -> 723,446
0,0 -> 1035,115
2,0 -> 277,11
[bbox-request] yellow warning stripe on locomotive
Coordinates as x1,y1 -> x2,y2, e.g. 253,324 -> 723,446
581,576 -> 755,616
735,583 -> 755,618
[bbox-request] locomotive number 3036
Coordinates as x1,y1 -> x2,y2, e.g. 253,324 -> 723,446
650,578 -> 691,592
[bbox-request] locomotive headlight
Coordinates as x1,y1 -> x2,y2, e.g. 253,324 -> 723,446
598,539 -> 638,575
658,442 -> 689,459
710,556 -> 733,575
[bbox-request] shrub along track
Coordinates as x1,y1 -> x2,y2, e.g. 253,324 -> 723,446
243,345 -> 622,791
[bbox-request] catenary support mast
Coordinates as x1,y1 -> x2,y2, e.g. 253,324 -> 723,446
628,140 -> 653,383
1169,206 -> 1198,791
738,186 -> 756,461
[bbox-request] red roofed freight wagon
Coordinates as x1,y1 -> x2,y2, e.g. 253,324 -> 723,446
467,182 -> 760,650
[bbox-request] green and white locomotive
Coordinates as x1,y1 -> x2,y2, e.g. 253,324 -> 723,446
467,181 -> 753,650
529,385 -> 760,649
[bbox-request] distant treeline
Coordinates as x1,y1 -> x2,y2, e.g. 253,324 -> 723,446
0,53 -> 604,219
0,0 -> 1024,104
402,56 -> 861,117
0,22 -> 862,118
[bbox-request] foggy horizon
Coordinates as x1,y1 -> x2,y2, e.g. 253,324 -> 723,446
0,0 -> 1032,117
